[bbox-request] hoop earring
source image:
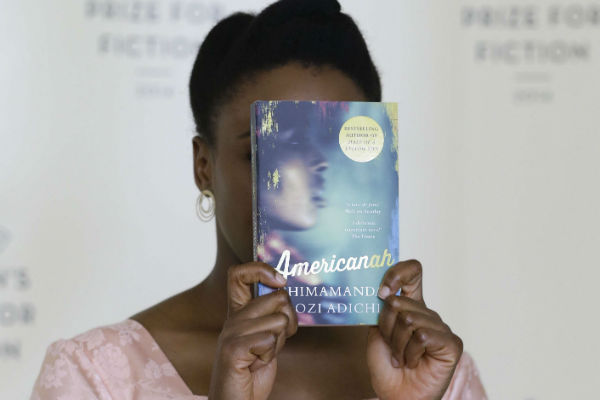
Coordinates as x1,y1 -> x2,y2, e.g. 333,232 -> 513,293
196,189 -> 215,222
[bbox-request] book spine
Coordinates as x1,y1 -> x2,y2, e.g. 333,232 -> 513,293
250,101 -> 259,298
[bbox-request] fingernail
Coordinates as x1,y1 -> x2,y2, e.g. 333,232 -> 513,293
391,356 -> 400,368
378,285 -> 390,299
276,272 -> 287,284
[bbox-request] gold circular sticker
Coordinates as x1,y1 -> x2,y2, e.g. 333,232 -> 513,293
339,116 -> 384,162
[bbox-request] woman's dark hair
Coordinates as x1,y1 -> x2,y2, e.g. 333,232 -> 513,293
189,0 -> 381,146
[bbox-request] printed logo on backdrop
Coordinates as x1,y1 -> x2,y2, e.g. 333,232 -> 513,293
84,0 -> 226,98
461,3 -> 599,104
0,226 -> 34,361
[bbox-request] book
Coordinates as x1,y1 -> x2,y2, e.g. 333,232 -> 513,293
251,100 -> 399,326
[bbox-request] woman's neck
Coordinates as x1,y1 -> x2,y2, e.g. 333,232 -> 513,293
185,226 -> 241,331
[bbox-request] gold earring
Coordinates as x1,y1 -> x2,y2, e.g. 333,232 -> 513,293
196,189 -> 215,222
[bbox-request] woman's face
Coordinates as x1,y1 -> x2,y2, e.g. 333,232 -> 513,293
196,62 -> 367,263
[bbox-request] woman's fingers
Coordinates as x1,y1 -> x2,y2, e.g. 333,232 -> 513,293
220,312 -> 292,373
233,289 -> 298,337
223,312 -> 292,348
227,262 -> 287,314
218,262 -> 297,374
403,328 -> 427,369
377,259 -> 424,304
221,330 -> 278,372
403,328 -> 463,369
209,262 -> 297,400
375,260 -> 463,372
388,311 -> 448,367
378,295 -> 445,347
377,292 -> 456,369
389,315 -> 415,368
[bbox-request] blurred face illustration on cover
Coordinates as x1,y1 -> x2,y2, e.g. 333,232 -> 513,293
261,126 -> 329,231
193,63 -> 367,264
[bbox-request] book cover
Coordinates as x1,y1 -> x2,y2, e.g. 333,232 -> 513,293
251,100 -> 399,326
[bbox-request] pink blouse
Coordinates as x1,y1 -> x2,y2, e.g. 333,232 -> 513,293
30,319 -> 487,399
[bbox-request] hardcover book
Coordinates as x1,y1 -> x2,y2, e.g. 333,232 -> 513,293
251,100 -> 399,326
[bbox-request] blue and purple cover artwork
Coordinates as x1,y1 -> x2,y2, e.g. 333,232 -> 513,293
251,100 -> 399,326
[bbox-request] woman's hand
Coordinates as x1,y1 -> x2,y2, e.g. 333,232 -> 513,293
208,262 -> 298,400
366,260 -> 463,400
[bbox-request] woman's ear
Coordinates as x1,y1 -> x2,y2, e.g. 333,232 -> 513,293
192,136 -> 213,191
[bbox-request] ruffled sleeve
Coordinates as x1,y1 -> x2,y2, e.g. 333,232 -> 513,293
29,338 -> 113,400
29,319 -> 202,400
441,352 -> 487,400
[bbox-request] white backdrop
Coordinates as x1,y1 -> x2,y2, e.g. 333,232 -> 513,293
1,1 -> 599,399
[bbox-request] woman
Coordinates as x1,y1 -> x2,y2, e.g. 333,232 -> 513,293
30,0 -> 487,399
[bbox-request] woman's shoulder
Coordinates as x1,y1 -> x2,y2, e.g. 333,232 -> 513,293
30,319 -> 202,400
39,319 -> 159,370
441,351 -> 488,400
